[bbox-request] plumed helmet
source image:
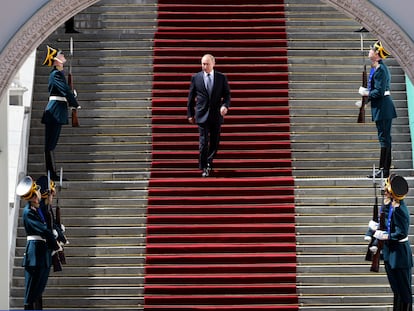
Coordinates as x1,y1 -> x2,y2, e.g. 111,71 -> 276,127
16,176 -> 39,200
42,45 -> 63,66
372,40 -> 391,59
385,174 -> 409,201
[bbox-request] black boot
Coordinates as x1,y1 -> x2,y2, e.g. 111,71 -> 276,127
383,147 -> 392,178
400,301 -> 413,311
45,151 -> 58,180
34,296 -> 43,310
24,303 -> 34,310
368,147 -> 387,178
65,17 -> 80,33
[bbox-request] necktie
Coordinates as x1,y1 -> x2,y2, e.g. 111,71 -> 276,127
207,73 -> 212,96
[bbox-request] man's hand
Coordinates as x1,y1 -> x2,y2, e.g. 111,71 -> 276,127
373,230 -> 389,240
188,117 -> 195,124
358,86 -> 369,97
220,106 -> 228,116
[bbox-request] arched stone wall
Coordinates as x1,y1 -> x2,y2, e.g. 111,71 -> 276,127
0,0 -> 99,99
324,0 -> 414,82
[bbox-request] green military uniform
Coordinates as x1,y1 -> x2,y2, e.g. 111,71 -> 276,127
376,174 -> 412,310
17,176 -> 60,310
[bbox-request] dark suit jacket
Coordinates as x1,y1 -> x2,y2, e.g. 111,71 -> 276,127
369,60 -> 397,122
187,70 -> 231,124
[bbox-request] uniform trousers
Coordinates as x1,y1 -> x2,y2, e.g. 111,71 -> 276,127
385,261 -> 413,304
375,118 -> 393,148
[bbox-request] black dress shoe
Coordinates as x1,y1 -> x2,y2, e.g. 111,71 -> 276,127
202,168 -> 209,177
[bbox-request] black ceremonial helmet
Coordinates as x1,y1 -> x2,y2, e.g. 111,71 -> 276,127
385,174 -> 409,201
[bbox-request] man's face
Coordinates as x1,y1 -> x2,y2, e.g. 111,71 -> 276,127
201,56 -> 214,74
368,48 -> 378,62
55,53 -> 67,65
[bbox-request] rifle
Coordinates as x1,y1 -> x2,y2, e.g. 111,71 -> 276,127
47,171 -> 63,272
365,165 -> 378,262
357,64 -> 368,123
68,37 -> 79,127
356,27 -> 368,123
54,168 -> 67,265
369,169 -> 385,272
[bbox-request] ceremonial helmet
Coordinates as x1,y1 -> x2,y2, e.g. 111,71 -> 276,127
36,175 -> 56,199
42,45 -> 63,66
385,174 -> 409,201
16,176 -> 40,200
371,40 -> 391,59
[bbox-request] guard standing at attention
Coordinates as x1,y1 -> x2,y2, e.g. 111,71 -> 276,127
371,174 -> 412,310
16,176 -> 61,310
359,41 -> 396,178
42,45 -> 79,180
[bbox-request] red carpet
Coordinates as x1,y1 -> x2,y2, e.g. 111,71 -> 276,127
145,1 -> 298,310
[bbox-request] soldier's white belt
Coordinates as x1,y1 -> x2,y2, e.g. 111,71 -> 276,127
27,235 -> 46,242
384,91 -> 391,96
399,236 -> 408,242
49,96 -> 67,102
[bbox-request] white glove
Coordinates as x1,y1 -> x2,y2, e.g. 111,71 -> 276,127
60,224 -> 66,232
368,220 -> 379,231
359,86 -> 369,96
53,229 -> 58,239
369,245 -> 378,254
373,230 -> 389,240
355,100 -> 362,108
52,243 -> 63,256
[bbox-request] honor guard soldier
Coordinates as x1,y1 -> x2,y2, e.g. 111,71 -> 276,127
371,174 -> 412,310
16,176 -> 61,310
359,41 -> 396,178
41,45 -> 79,180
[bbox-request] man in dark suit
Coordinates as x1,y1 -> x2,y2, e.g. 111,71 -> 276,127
187,54 -> 231,177
359,41 -> 396,178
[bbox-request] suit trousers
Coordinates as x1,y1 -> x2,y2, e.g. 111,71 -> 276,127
198,120 -> 221,169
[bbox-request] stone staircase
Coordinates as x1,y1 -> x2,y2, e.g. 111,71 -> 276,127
286,0 -> 413,310
10,0 -> 157,310
9,0 -> 414,310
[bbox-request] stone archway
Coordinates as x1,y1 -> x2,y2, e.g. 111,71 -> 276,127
0,0 -> 99,99
324,0 -> 414,83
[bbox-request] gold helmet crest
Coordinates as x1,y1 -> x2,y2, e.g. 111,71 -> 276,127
42,45 -> 62,66
372,41 -> 391,59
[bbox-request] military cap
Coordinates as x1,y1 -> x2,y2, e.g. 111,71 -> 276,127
385,174 -> 409,201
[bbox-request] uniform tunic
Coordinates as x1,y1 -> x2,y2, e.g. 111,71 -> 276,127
368,60 -> 397,148
382,200 -> 413,303
41,67 -> 78,151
